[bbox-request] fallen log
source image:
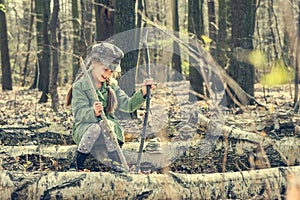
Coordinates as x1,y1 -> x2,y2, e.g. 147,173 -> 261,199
1,133 -> 300,172
1,113 -> 299,172
1,166 -> 300,199
196,113 -> 274,145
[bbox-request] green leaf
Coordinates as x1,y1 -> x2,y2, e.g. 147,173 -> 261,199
260,59 -> 294,86
248,50 -> 267,68
201,35 -> 212,51
201,35 -> 212,45
0,3 -> 6,13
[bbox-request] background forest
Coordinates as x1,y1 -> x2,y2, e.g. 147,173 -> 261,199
1,0 -> 300,199
0,0 -> 299,108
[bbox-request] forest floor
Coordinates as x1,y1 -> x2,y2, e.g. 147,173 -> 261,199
0,81 -> 299,174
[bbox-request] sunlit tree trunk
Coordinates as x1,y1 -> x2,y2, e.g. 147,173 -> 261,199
0,0 -> 12,90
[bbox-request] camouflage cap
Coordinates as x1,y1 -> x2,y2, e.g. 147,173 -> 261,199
91,42 -> 124,72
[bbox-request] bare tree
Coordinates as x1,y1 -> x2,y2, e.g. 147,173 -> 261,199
215,0 -> 228,68
71,0 -> 86,80
114,0 -> 138,96
294,2 -> 300,111
49,0 -> 60,112
188,0 -> 205,101
30,0 -> 51,103
80,0 -> 93,46
22,0 -> 35,86
226,0 -> 257,106
94,0 -> 114,42
38,0 -> 51,103
0,0 -> 12,90
208,0 -> 216,50
171,0 -> 182,81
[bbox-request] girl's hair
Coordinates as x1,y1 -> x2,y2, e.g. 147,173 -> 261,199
105,79 -> 118,114
66,87 -> 72,106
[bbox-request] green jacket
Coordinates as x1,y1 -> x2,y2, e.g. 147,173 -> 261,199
71,73 -> 145,144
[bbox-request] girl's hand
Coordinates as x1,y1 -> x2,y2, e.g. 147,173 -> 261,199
93,101 -> 103,116
142,78 -> 155,96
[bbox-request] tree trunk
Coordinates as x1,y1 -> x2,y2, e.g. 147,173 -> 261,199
49,0 -> 59,112
215,0 -> 228,68
22,0 -> 35,87
114,0 -> 137,96
71,0 -> 86,81
114,0 -> 139,120
31,0 -> 49,93
267,0 -> 279,60
227,0 -> 256,106
188,0 -> 205,101
94,0 -> 114,42
0,0 -> 13,90
294,2 -> 300,111
171,0 -> 182,81
208,0 -> 216,51
38,0 -> 51,103
1,166 -> 299,199
79,0 -> 93,47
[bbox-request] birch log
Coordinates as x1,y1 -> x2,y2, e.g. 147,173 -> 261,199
1,112 -> 300,170
1,166 -> 300,199
1,134 -> 300,171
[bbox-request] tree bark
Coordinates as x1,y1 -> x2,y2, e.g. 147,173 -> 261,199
208,0 -> 216,49
22,0 -> 35,87
38,0 -> 51,103
82,0 -> 93,46
0,0 -> 13,90
188,0 -> 205,101
294,2 -> 300,111
215,0 -> 228,68
94,0 -> 114,42
30,0 -> 50,98
71,0 -> 86,81
171,0 -> 182,81
114,0 -> 137,96
1,166 -> 299,199
227,0 -> 256,106
49,0 -> 60,112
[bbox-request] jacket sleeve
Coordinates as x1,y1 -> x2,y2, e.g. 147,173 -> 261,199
114,84 -> 145,113
71,82 -> 98,123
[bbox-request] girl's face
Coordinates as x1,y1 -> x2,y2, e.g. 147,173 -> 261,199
92,61 -> 114,83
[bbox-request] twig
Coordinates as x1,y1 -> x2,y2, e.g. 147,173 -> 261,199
93,2 -> 114,12
222,129 -> 230,173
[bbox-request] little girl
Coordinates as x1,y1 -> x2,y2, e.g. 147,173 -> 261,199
66,42 -> 154,171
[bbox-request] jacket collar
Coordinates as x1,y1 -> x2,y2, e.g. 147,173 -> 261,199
80,72 -> 107,101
